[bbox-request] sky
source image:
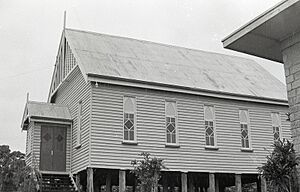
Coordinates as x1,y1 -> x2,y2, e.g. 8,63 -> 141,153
0,0 -> 285,152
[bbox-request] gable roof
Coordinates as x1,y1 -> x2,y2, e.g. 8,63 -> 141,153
21,101 -> 72,130
62,28 -> 287,103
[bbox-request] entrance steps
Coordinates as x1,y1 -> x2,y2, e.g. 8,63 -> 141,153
40,173 -> 77,192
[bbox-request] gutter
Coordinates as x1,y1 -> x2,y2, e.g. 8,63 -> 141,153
87,73 -> 288,106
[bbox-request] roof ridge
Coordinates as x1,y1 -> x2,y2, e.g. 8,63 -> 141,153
65,27 -> 255,62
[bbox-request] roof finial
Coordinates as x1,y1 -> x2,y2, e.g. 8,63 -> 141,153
63,11 -> 67,30
26,92 -> 29,102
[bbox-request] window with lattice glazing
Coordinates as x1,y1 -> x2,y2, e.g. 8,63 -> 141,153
165,101 -> 177,144
239,110 -> 250,148
271,112 -> 281,142
123,97 -> 136,141
204,106 -> 215,146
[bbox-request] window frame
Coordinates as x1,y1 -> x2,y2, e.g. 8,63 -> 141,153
204,105 -> 218,148
239,109 -> 252,150
122,96 -> 137,144
76,100 -> 83,148
271,112 -> 282,142
165,100 -> 179,146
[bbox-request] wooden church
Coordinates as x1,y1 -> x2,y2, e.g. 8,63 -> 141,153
21,26 -> 290,192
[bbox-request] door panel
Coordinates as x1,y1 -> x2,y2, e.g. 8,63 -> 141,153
40,126 -> 53,171
40,125 -> 67,171
52,126 -> 67,171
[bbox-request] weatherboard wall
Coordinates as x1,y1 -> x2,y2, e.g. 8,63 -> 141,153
25,122 -> 41,170
90,83 -> 290,174
25,122 -> 42,170
53,66 -> 91,174
25,122 -> 34,167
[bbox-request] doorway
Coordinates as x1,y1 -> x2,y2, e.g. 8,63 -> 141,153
40,124 -> 67,171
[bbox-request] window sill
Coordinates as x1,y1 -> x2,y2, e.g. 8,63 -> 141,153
75,144 -> 81,149
165,143 -> 180,148
205,146 -> 219,150
241,148 -> 254,152
122,141 -> 138,145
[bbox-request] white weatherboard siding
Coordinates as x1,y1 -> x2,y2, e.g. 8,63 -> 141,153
54,66 -> 91,174
32,123 -> 41,170
25,122 -> 34,167
90,84 -> 290,173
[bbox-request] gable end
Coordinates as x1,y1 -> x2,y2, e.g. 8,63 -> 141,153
47,33 -> 81,102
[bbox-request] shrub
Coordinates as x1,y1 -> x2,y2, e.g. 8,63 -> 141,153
131,152 -> 166,192
258,139 -> 299,192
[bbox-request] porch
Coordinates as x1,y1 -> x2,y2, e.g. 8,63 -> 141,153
21,100 -> 72,173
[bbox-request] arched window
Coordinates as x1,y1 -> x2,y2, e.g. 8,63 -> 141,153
204,106 -> 215,146
166,101 -> 177,144
239,110 -> 250,148
123,97 -> 136,141
271,112 -> 281,142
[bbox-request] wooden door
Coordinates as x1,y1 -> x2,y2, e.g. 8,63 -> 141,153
40,126 -> 53,171
52,126 -> 67,171
40,125 -> 67,171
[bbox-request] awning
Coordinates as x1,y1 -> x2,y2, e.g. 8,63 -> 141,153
222,0 -> 300,63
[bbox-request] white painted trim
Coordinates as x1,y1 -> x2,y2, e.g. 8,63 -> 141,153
31,118 -> 72,125
70,120 -> 74,173
88,82 -> 93,167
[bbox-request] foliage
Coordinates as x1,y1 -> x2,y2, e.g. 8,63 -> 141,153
131,152 -> 166,192
258,139 -> 299,192
0,145 -> 37,192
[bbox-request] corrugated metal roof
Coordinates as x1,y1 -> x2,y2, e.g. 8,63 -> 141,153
21,101 -> 72,130
65,28 -> 287,101
27,101 -> 71,120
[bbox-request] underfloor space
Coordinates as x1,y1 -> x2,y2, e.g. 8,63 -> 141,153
75,168 -> 267,192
